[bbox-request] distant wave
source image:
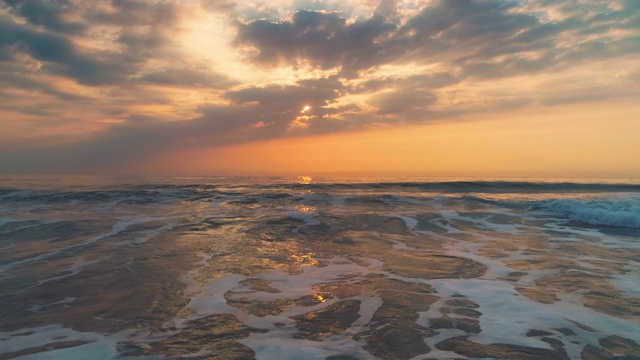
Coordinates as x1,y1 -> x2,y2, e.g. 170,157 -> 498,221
286,181 -> 640,193
2,179 -> 639,229
2,181 -> 640,200
2,178 -> 640,192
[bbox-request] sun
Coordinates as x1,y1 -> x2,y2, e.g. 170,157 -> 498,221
301,105 -> 311,113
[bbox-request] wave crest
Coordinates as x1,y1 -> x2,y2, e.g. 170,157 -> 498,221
534,198 -> 640,229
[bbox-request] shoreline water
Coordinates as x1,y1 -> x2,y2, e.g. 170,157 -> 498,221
1,177 -> 639,359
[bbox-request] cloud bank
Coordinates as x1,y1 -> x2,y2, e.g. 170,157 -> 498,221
0,0 -> 639,173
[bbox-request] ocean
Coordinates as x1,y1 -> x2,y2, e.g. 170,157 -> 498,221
0,176 -> 639,359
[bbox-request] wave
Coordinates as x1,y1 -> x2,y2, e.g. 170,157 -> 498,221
531,197 -> 640,229
2,178 -> 640,193
435,194 -> 640,229
2,178 -> 639,229
284,181 -> 640,193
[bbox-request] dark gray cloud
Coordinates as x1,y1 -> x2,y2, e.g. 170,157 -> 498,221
234,0 -> 640,80
368,89 -> 437,116
0,74 -> 362,173
139,68 -> 237,88
2,0 -> 86,33
89,0 -> 179,26
227,76 -> 343,111
352,72 -> 464,94
200,0 -> 235,14
0,0 -> 237,137
234,9 -> 398,74
0,0 -> 214,87
0,64 -> 87,101
0,13 -> 134,85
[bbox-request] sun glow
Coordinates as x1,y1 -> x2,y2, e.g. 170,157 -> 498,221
301,105 -> 311,113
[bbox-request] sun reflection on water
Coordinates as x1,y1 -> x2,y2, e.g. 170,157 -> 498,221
295,205 -> 316,213
291,252 -> 318,266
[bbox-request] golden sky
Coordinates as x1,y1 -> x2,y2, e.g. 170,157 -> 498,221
1,0 -> 639,178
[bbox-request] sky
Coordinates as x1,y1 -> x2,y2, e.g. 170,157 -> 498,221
0,0 -> 639,178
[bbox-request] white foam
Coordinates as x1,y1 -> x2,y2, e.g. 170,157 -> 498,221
241,331 -> 370,360
514,269 -> 556,287
415,212 -> 467,235
373,231 -> 414,250
285,207 -> 321,225
418,328 -> 469,360
35,258 -> 100,287
12,340 -> 118,360
237,258 -> 381,305
186,273 -> 247,319
393,215 -> 418,231
193,251 -> 213,267
0,216 -> 174,273
544,220 -> 640,249
87,201 -> 120,213
348,295 -> 384,330
27,297 -> 75,313
427,278 -> 640,353
441,211 -> 523,235
611,271 -> 640,297
0,219 -> 130,273
0,325 -> 142,360
0,243 -> 15,251
543,221 -> 607,240
127,224 -> 173,246
183,257 -> 387,358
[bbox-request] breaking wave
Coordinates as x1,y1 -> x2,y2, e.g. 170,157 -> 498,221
532,197 -> 640,229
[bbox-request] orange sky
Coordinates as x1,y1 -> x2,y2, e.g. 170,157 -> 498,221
142,99 -> 640,178
1,1 -> 639,178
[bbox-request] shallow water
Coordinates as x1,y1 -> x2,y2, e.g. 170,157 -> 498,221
0,176 -> 639,359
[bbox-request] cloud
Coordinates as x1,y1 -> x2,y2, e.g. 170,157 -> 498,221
233,0 -> 640,80
228,76 -> 342,109
139,68 -> 237,88
0,65 -> 86,101
234,1 -> 536,75
1,0 -> 640,174
537,76 -> 626,106
0,0 -> 193,86
353,72 -> 464,94
2,0 -> 86,33
368,89 -> 437,116
234,9 -> 398,75
0,73 -> 363,173
0,15 -> 123,85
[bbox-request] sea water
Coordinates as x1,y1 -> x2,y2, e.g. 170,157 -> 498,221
0,176 -> 639,359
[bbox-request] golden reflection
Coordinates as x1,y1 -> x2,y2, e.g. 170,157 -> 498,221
301,105 -> 311,113
314,293 -> 329,303
295,205 -> 316,213
299,176 -> 313,184
291,252 -> 318,266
